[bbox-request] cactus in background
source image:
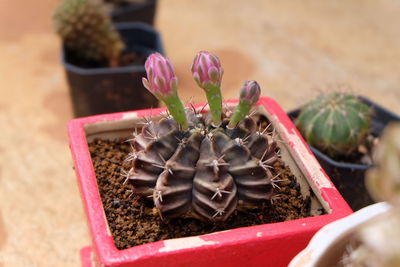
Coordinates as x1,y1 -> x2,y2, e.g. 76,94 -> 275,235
341,214 -> 400,267
366,123 -> 400,206
126,51 -> 279,222
53,0 -> 125,65
340,123 -> 400,267
295,92 -> 372,157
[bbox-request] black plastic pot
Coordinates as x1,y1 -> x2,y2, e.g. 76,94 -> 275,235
288,96 -> 400,211
62,22 -> 163,117
110,0 -> 157,25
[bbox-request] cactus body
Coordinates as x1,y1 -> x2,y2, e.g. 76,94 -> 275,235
192,137 -> 238,222
54,0 -> 125,64
127,110 -> 278,222
296,92 -> 372,157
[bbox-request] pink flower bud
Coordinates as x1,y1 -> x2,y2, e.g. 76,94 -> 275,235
142,53 -> 178,99
239,81 -> 261,105
191,51 -> 224,90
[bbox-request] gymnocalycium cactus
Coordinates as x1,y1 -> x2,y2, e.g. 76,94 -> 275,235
53,0 -> 125,65
126,51 -> 279,223
339,123 -> 400,267
295,92 -> 372,157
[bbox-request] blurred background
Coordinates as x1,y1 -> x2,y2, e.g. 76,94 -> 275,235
0,0 -> 399,265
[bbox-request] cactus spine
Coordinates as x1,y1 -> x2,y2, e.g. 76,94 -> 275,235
296,92 -> 372,157
126,52 -> 279,223
53,0 -> 125,65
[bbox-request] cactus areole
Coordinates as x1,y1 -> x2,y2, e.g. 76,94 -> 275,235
295,92 -> 372,158
126,52 -> 279,223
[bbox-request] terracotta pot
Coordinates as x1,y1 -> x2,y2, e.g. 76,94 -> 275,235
68,97 -> 352,267
62,22 -> 163,118
288,96 -> 400,211
289,202 -> 390,267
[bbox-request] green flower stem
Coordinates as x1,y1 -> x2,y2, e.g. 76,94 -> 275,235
164,95 -> 188,130
205,86 -> 222,126
228,101 -> 252,128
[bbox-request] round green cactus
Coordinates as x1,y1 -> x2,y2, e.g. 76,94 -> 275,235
53,0 -> 125,64
296,92 -> 372,157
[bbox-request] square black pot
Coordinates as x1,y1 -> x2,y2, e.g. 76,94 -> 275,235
110,0 -> 157,25
288,96 -> 400,211
62,22 -> 164,117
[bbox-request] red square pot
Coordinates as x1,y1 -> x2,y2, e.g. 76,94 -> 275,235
69,97 -> 352,267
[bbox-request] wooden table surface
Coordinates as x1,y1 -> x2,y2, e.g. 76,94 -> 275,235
0,0 -> 399,266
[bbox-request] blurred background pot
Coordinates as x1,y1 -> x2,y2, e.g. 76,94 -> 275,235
107,0 -> 157,24
288,96 -> 400,211
62,22 -> 164,117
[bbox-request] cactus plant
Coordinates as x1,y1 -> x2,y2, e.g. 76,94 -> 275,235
142,53 -> 188,129
366,123 -> 400,206
53,0 -> 125,65
339,123 -> 400,267
126,51 -> 279,222
295,92 -> 372,157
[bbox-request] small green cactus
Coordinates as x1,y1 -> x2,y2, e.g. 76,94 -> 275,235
295,92 -> 372,157
125,52 -> 280,223
53,0 -> 125,65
